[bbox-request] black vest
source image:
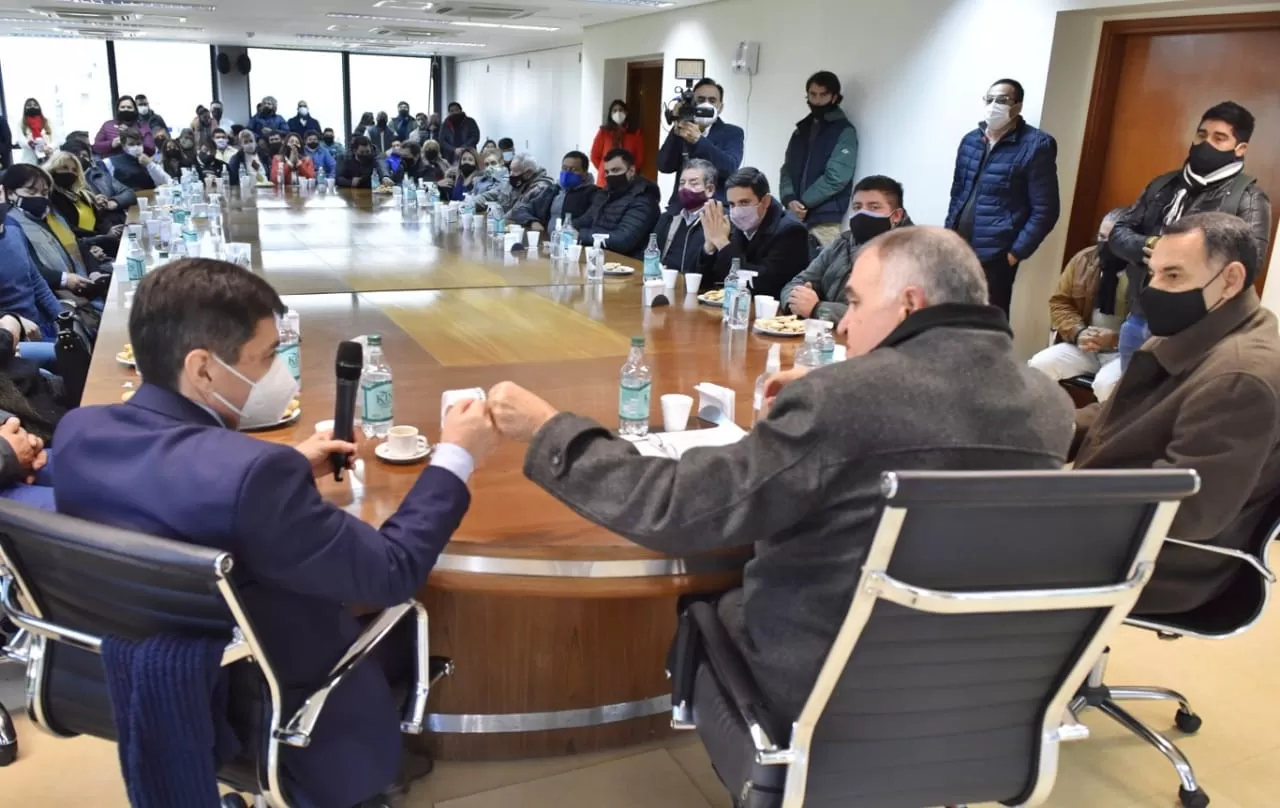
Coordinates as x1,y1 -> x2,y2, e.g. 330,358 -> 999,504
111,154 -> 155,191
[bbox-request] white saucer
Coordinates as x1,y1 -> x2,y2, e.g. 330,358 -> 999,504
375,437 -> 432,465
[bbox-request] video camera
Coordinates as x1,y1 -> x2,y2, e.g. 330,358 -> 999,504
664,58 -> 717,125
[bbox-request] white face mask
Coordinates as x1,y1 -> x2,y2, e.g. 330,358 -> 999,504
298,107 -> 309,118
124,145 -> 143,157
214,138 -> 228,149
984,102 -> 1013,131
211,354 -> 299,430
138,105 -> 150,115
611,110 -> 626,126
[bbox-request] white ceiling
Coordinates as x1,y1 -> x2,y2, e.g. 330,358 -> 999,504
0,0 -> 717,59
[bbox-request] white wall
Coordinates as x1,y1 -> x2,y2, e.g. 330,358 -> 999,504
454,45 -> 583,172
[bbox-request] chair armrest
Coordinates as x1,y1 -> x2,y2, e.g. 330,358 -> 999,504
685,601 -> 788,753
1163,537 -> 1277,583
275,602 -> 416,748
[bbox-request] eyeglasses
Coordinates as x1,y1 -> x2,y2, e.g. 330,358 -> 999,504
983,94 -> 1015,106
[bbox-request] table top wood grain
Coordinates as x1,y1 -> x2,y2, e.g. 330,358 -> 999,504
89,188 -> 809,594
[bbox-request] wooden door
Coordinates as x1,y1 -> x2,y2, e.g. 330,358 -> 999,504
626,60 -> 663,182
1068,13 -> 1280,290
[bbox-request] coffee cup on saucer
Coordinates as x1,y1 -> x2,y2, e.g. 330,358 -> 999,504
375,425 -> 431,465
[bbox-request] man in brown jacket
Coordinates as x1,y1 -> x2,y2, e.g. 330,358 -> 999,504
1075,212 -> 1280,614
1028,208 -> 1129,401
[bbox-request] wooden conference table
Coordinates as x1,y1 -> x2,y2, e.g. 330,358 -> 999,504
85,188 -> 807,760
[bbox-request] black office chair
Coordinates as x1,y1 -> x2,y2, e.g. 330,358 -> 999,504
667,469 -> 1199,808
0,499 -> 452,808
1071,497 -> 1280,808
0,621 -> 17,765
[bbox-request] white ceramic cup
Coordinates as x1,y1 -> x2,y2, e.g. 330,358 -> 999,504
387,425 -> 425,457
661,394 -> 694,433
684,273 -> 703,295
661,268 -> 678,289
755,295 -> 780,319
314,419 -> 335,435
526,230 -> 541,250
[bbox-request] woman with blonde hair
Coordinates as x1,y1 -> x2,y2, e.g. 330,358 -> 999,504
44,151 -> 124,257
442,146 -> 483,201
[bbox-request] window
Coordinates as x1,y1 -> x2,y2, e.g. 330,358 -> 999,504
1,37 -> 112,157
349,53 -> 435,136
246,48 -> 344,139
112,40 -> 213,137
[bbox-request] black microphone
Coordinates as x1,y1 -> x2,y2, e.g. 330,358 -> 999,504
331,340 -> 364,481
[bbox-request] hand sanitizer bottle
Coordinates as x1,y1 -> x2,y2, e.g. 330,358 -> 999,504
753,343 -> 782,425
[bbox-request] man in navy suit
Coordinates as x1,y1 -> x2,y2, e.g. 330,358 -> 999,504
52,258 -> 498,808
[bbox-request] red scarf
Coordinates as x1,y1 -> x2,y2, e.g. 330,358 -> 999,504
25,115 -> 45,141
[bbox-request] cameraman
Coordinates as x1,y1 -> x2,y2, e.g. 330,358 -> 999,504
655,78 -> 744,210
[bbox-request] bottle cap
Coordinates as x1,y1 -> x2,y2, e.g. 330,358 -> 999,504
368,334 -> 383,346
631,336 -> 644,347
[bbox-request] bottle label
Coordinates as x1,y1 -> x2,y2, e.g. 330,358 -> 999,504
619,381 -> 651,421
276,343 -> 301,382
173,209 -> 188,225
644,255 -> 660,278
126,255 -> 146,281
362,380 -> 394,423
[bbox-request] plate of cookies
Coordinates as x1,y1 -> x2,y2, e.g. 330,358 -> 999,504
752,315 -> 806,337
697,289 -> 724,307
116,344 -> 136,367
602,261 -> 634,276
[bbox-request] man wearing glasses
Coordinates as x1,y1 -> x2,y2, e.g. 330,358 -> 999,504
946,78 -> 1060,319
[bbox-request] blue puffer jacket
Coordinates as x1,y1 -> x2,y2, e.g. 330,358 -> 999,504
945,119 -> 1060,262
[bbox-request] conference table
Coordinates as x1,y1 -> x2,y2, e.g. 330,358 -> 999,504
85,187 -> 808,761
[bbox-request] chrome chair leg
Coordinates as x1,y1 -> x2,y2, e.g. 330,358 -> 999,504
1107,686 -> 1195,716
0,702 -> 17,766
1098,699 -> 1201,795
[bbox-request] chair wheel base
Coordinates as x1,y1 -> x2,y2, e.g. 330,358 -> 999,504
1179,786 -> 1210,808
219,794 -> 249,808
0,739 -> 16,766
1175,708 -> 1203,734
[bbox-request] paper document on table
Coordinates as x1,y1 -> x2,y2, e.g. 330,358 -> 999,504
623,422 -> 748,459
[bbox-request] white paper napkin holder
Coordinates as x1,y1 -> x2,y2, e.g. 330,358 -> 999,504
694,382 -> 736,426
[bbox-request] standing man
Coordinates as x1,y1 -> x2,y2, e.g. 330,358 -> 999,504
655,78 -> 744,209
779,71 -> 859,249
249,96 -> 287,139
0,111 -> 12,170
134,94 -> 169,137
209,100 -> 233,132
440,103 -> 481,162
288,100 -> 322,138
946,78 -> 1060,319
392,102 -> 415,141
1108,101 -> 1271,369
409,113 -> 442,145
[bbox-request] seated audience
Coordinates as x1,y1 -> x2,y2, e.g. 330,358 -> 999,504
226,130 -> 268,184
535,151 -> 599,232
655,79 -> 744,208
0,182 -> 63,370
1027,208 -> 1129,402
264,130 -> 285,161
368,113 -> 397,155
288,100 -> 322,138
472,148 -> 509,199
502,154 -> 559,229
46,151 -> 124,257
1074,212 -> 1280,615
781,175 -> 912,323
323,128 -> 346,161
190,105 -> 215,149
162,129 -> 199,178
193,142 -> 227,181
443,147 -> 482,202
248,96 -> 287,138
419,140 -> 449,182
498,138 -> 516,168
3,164 -> 106,307
409,113 -> 441,146
303,131 -> 336,177
700,167 -> 809,297
336,136 -> 391,188
51,257 -> 499,808
105,128 -> 172,191
440,103 -> 481,161
134,94 -> 168,138
93,95 -> 155,158
270,133 -> 315,185
574,148 -> 661,258
382,141 -> 403,177
212,127 -> 238,163
58,140 -> 135,229
591,100 -> 645,190
0,414 -> 53,511
652,160 -> 717,288
483,225 -> 1073,726
386,142 -> 437,185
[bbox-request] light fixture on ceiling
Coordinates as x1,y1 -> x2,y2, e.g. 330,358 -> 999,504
297,33 -> 483,47
54,0 -> 215,9
446,20 -> 559,31
575,0 -> 674,7
326,13 -> 558,31
372,1 -> 434,9
4,12 -> 198,28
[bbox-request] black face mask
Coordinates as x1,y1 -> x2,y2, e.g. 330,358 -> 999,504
848,211 -> 894,244
18,196 -> 50,219
53,172 -> 77,190
267,142 -> 282,155
1139,267 -> 1227,337
450,112 -> 464,121
80,157 -> 93,171
425,148 -> 440,160
118,109 -> 138,123
377,118 -> 388,127
606,174 -> 631,194
323,136 -> 335,145
211,108 -> 222,118
25,107 -> 40,116
808,102 -> 830,116
459,163 -> 478,177
1186,140 -> 1240,178
398,109 -> 410,117
306,142 -> 319,151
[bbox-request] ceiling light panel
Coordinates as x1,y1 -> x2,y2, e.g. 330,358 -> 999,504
56,0 -> 215,10
574,0 -> 674,7
372,1 -> 435,9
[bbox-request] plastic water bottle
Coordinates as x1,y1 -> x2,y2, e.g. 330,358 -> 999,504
729,271 -> 751,331
370,172 -> 378,192
549,216 -> 564,259
276,314 -> 301,387
285,308 -> 301,343
559,213 -> 577,256
316,166 -> 326,190
643,234 -> 661,282
125,234 -> 146,283
794,320 -> 830,369
753,343 -> 782,425
722,258 -> 741,326
817,324 -> 836,365
427,181 -> 441,207
618,336 -> 651,436
360,334 -> 394,438
181,216 -> 198,252
490,204 -> 505,238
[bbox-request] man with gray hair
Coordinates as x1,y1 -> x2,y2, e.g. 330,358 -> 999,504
652,158 -> 718,289
478,153 -> 555,227
1075,211 -> 1280,615
480,225 -> 1075,724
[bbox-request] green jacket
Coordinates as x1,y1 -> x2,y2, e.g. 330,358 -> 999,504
780,217 -> 915,323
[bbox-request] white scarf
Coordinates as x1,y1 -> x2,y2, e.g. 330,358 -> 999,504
1163,161 -> 1244,226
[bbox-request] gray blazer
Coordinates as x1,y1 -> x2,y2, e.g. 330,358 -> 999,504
525,304 -> 1075,721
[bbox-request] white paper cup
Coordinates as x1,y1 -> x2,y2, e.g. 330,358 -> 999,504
684,273 -> 703,295
137,198 -> 149,213
472,213 -> 485,230
314,419 -> 335,434
526,230 -> 541,250
568,244 -> 583,262
754,295 -> 779,320
387,425 -> 424,457
661,268 -> 678,288
661,394 -> 694,433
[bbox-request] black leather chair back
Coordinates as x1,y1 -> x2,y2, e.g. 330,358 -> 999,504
0,500 -> 234,739
800,470 -> 1196,808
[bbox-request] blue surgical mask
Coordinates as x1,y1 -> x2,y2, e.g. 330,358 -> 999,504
559,170 -> 583,190
502,151 -> 514,162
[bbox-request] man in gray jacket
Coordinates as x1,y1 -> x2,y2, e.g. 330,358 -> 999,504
484,226 -> 1075,723
781,175 -> 912,323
